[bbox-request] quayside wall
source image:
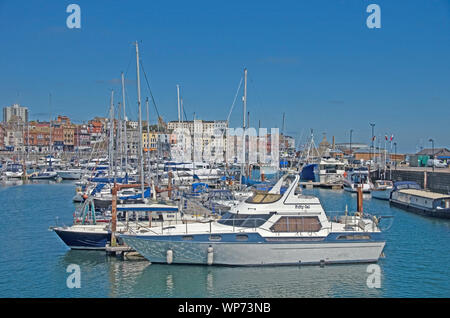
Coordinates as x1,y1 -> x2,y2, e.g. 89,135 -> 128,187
370,169 -> 450,194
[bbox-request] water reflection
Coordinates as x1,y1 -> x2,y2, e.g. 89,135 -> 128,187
98,261 -> 384,298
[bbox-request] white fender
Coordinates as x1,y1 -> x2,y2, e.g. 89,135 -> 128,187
166,249 -> 173,264
207,246 -> 214,265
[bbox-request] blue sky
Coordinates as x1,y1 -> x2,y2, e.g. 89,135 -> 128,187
0,0 -> 449,153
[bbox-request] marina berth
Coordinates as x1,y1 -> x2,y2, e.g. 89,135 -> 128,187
390,181 -> 450,219
120,174 -> 386,266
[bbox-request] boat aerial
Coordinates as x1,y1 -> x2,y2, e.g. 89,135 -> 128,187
120,174 -> 386,266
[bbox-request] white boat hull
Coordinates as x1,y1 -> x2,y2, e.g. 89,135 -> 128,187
343,183 -> 372,193
121,236 -> 385,266
57,170 -> 82,180
371,189 -> 392,200
3,171 -> 23,179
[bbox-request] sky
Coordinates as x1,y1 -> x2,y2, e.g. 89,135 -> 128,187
0,0 -> 449,153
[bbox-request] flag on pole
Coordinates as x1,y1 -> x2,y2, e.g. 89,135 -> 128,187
372,136 -> 376,141
390,134 -> 394,141
385,135 -> 388,141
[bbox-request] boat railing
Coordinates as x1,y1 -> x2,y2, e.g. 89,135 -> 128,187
124,210 -> 392,236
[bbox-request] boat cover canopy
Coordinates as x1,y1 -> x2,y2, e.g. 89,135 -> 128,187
393,181 -> 421,191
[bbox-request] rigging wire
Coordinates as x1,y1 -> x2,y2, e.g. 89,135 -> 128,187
226,76 -> 243,124
139,59 -> 161,121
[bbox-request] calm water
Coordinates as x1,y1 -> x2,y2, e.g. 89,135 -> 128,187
0,180 -> 449,298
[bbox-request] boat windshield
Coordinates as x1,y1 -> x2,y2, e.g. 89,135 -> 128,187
245,193 -> 283,204
218,212 -> 272,228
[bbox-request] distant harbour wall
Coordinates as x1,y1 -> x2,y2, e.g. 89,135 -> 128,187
371,168 -> 450,194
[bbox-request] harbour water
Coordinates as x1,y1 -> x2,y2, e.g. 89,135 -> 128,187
1,181 -> 449,298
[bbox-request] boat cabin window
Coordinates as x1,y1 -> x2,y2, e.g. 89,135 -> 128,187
236,234 -> 249,241
351,174 -> 368,183
218,212 -> 272,228
209,235 -> 222,241
337,235 -> 371,240
270,216 -> 322,233
245,193 -> 282,204
440,199 -> 450,209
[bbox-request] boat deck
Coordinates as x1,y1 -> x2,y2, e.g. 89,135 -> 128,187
400,189 -> 450,200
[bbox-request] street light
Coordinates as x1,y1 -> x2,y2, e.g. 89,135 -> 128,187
349,129 -> 353,155
370,123 -> 375,162
429,138 -> 434,172
394,142 -> 397,170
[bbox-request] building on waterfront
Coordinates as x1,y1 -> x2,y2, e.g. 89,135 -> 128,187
74,124 -> 91,151
142,130 -> 158,152
353,149 -> 405,164
88,119 -> 105,144
409,148 -> 450,167
125,128 -> 140,157
25,121 -> 51,152
168,120 -> 228,161
335,142 -> 370,154
3,103 -> 28,123
280,134 -> 296,155
0,123 -> 5,150
128,121 -> 139,129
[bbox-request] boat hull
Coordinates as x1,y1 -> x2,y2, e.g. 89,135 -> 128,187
343,184 -> 371,193
390,200 -> 450,219
371,189 -> 392,200
53,227 -> 110,250
57,171 -> 82,180
121,235 -> 385,266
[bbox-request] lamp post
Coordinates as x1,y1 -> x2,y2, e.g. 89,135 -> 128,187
370,123 -> 375,162
429,138 -> 434,172
349,129 -> 353,155
394,142 -> 397,170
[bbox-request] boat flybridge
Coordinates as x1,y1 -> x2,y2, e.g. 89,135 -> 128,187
120,174 -> 386,266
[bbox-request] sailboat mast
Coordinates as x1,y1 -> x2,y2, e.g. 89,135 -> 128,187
135,41 -> 145,199
145,97 -> 152,184
121,72 -> 128,174
241,68 -> 247,185
108,90 -> 115,179
49,93 -> 52,155
177,84 -> 181,123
